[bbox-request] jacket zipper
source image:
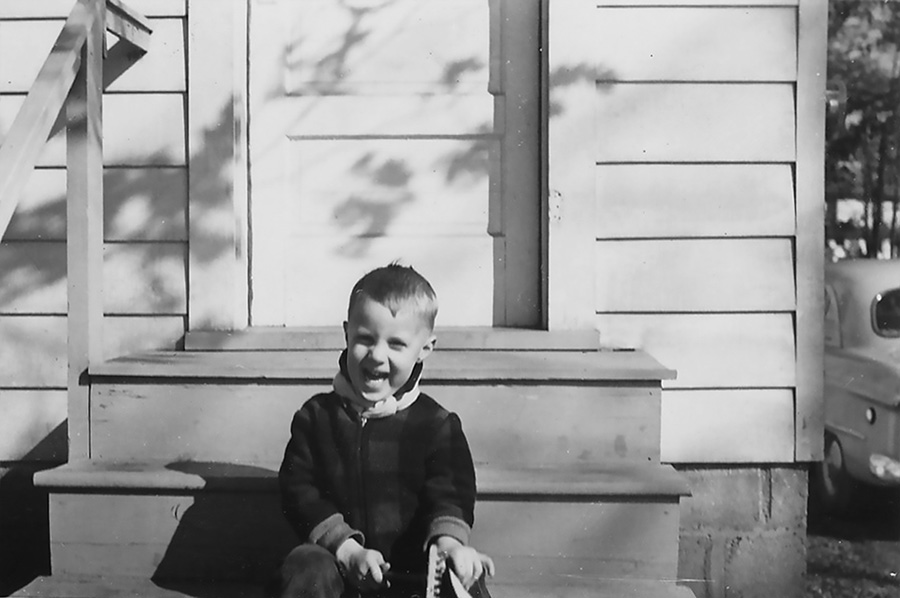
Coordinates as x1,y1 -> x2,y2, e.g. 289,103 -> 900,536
357,415 -> 369,538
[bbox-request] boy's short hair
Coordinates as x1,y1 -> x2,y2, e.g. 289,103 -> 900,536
347,263 -> 439,330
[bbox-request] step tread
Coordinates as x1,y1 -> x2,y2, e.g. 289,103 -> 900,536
10,576 -> 258,598
89,349 -> 674,382
185,326 -> 601,352
12,576 -> 696,598
491,578 -> 696,598
34,461 -> 690,497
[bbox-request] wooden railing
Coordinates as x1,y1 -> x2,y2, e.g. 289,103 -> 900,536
0,0 -> 152,460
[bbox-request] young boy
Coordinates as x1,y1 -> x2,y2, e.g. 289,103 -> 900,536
271,264 -> 494,598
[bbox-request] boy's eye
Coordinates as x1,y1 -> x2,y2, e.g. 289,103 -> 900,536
355,334 -> 374,345
389,340 -> 407,349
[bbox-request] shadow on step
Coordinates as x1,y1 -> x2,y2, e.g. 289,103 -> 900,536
0,424 -> 65,596
150,462 -> 297,598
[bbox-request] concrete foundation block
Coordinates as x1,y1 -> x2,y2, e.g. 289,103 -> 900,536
768,467 -> 808,530
724,531 -> 805,598
677,468 -> 764,532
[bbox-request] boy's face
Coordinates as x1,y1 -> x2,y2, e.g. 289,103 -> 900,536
343,296 -> 436,403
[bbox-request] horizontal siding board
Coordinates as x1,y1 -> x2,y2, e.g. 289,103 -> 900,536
0,18 -> 184,93
0,93 -> 185,166
595,313 -> 796,388
661,389 -> 795,463
595,83 -> 795,162
0,242 -> 186,314
594,239 -> 796,312
595,7 -> 797,82
596,164 -> 795,238
0,1 -> 186,18
6,167 -> 187,241
0,316 -> 184,387
103,243 -> 187,314
0,316 -> 66,387
0,389 -> 67,461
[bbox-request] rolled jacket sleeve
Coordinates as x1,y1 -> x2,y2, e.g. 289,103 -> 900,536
422,412 -> 476,547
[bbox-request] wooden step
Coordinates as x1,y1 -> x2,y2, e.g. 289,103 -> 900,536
34,461 -> 689,584
90,348 -> 674,383
11,575 -> 257,598
12,575 -> 697,598
87,349 -> 669,466
184,326 -> 603,352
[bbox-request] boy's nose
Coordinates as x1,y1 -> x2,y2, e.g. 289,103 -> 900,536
368,342 -> 388,363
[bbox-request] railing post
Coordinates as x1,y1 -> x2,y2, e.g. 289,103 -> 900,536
66,0 -> 105,461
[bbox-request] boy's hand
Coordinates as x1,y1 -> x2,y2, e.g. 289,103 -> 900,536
336,538 -> 391,591
433,536 -> 496,589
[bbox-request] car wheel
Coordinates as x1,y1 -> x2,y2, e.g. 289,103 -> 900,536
811,433 -> 857,515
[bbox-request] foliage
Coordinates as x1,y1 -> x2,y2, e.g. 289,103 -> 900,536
827,0 -> 900,257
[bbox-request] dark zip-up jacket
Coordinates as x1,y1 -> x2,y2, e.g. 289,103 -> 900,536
279,390 -> 477,575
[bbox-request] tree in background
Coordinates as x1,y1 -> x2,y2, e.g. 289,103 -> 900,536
827,0 -> 900,259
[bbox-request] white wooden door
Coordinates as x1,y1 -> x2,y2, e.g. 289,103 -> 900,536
248,0 -> 540,327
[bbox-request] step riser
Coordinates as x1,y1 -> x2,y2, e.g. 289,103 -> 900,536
48,493 -> 679,582
473,500 -> 681,582
90,382 -> 661,467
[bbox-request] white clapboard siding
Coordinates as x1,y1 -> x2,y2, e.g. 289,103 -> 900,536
594,239 -> 795,312
661,389 -> 795,463
0,242 -> 186,314
0,94 -> 185,166
0,19 -> 184,93
5,167 -> 187,241
0,1 -> 185,18
596,164 -> 795,238
594,7 -> 796,82
253,235 -> 495,327
594,83 -> 796,162
0,316 -> 185,387
0,317 -> 66,387
595,313 -> 796,389
282,0 -> 488,94
0,390 -> 67,461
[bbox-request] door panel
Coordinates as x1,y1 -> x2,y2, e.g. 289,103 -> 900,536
249,0 -> 539,327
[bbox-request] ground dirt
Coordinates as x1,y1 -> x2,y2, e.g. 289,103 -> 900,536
806,489 -> 900,597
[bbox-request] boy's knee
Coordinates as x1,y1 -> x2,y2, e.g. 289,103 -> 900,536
267,544 -> 344,598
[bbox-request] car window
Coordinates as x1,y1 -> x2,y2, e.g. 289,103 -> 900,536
873,287 -> 900,337
824,285 -> 841,347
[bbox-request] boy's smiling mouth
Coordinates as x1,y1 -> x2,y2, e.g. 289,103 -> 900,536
362,368 -> 389,383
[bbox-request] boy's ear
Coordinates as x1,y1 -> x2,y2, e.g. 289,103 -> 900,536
417,334 -> 437,362
342,321 -> 349,343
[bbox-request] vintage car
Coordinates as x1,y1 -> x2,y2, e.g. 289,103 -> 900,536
813,259 -> 900,513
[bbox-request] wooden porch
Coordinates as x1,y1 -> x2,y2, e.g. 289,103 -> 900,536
12,329 -> 695,598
